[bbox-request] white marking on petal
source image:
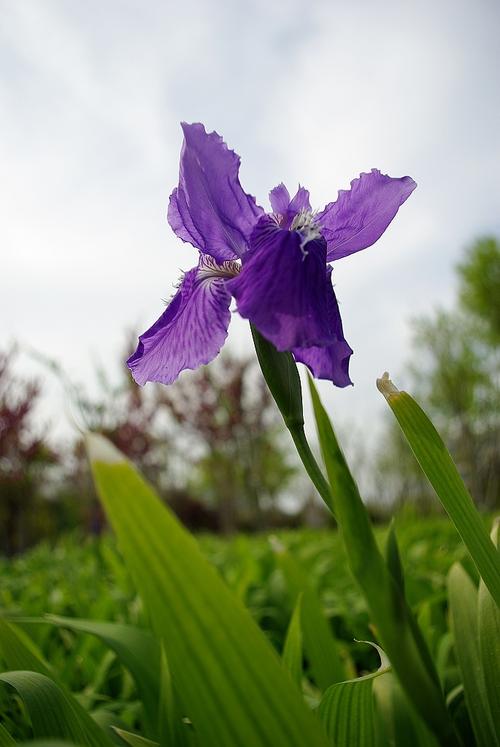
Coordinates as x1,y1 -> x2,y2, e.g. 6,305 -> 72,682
197,254 -> 241,280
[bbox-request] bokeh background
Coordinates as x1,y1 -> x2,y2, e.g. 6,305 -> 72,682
1,0 -> 499,551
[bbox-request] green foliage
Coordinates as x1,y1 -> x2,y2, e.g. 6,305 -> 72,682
0,477 -> 495,746
457,236 -> 500,343
376,236 -> 500,511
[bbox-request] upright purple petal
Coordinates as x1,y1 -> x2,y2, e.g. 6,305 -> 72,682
228,216 -> 334,351
317,169 -> 417,262
167,123 -> 263,263
269,183 -> 291,216
269,184 -> 312,229
289,185 -> 311,215
292,268 -> 353,387
127,255 -> 232,386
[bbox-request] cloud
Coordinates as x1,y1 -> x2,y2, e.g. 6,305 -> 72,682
1,0 -> 499,446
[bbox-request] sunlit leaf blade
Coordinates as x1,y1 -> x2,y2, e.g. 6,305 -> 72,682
317,641 -> 389,747
377,374 -> 500,607
45,616 -> 159,736
276,546 -> 346,688
282,593 -> 303,688
0,671 -> 113,747
308,377 -> 459,747
478,522 -> 500,730
112,729 -> 158,747
447,563 -> 499,747
86,434 -> 329,747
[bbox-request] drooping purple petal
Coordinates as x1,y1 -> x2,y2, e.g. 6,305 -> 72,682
228,216 -> 334,351
317,169 -> 417,262
167,123 -> 263,263
292,268 -> 353,386
127,255 -> 232,386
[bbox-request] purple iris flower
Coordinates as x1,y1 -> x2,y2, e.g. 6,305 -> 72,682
128,123 -> 416,387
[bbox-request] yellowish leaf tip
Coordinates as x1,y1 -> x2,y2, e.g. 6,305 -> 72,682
85,432 -> 124,464
376,372 -> 400,401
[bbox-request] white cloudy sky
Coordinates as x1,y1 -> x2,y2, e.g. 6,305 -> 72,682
1,0 -> 500,449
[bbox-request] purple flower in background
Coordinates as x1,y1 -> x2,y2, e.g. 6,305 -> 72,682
128,123 -> 416,387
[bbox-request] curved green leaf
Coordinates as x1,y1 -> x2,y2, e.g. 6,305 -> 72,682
0,671 -> 113,747
318,642 -> 390,747
45,616 -> 159,736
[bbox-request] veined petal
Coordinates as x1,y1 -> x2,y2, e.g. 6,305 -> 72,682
228,216 -> 333,351
269,183 -> 291,216
167,123 -> 263,262
293,268 -> 353,387
127,255 -> 232,385
289,185 -> 311,215
318,169 -> 417,261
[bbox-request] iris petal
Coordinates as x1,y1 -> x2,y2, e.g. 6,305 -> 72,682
269,183 -> 291,215
228,216 -> 333,351
318,169 -> 417,261
128,255 -> 232,385
167,123 -> 263,262
292,268 -> 353,387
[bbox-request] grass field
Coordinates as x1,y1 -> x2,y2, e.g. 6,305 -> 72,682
0,513 -> 475,741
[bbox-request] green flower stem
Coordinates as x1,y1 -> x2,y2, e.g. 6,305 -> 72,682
250,325 -> 334,516
308,376 -> 462,747
288,425 -> 335,515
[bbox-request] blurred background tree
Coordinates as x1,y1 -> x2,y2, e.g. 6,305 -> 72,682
0,347 -> 58,555
159,352 -> 298,533
375,236 -> 500,511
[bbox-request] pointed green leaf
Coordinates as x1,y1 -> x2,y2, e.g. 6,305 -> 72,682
276,545 -> 346,689
378,374 -> 500,607
86,434 -> 329,747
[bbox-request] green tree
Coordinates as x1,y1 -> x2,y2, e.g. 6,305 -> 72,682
376,237 -> 500,510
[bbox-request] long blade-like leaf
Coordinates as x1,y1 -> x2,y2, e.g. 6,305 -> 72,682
447,563 -> 499,747
478,522 -> 500,730
86,434 -> 329,747
308,377 -> 459,747
377,374 -> 500,607
282,593 -> 304,688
